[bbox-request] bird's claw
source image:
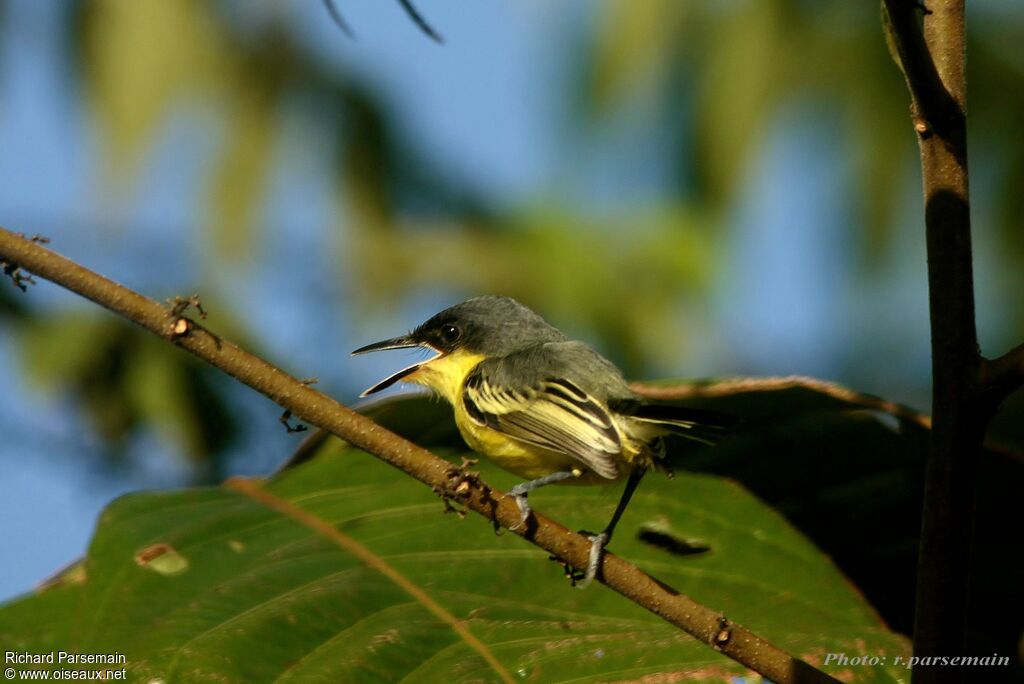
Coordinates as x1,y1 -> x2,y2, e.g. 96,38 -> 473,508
508,493 -> 531,531
576,531 -> 609,589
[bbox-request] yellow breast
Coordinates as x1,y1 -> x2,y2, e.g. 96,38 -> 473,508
405,349 -> 644,483
404,348 -> 487,404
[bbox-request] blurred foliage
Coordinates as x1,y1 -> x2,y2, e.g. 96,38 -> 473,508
585,1 -> 1024,259
75,0 -> 301,260
4,2 -> 1022,480
57,0 -> 1024,356
346,205 -> 718,374
16,312 -> 237,473
585,1 -> 907,249
0,273 -> 27,319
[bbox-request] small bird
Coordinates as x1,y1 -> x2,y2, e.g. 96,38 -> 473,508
354,296 -> 733,585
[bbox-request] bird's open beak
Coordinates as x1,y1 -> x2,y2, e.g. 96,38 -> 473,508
352,334 -> 441,397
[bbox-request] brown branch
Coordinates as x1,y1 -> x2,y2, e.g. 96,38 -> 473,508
882,3 -> 992,682
631,375 -> 934,431
0,227 -> 840,684
638,378 -> 1020,461
979,342 -> 1024,406
882,0 -> 965,151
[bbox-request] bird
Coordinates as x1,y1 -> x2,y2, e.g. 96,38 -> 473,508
353,295 -> 734,586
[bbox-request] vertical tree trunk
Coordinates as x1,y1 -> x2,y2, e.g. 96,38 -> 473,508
884,2 -> 982,682
914,3 -> 978,680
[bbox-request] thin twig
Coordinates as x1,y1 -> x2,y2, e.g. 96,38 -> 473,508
397,0 -> 443,43
979,342 -> 1024,406
322,0 -> 443,43
0,226 -> 839,684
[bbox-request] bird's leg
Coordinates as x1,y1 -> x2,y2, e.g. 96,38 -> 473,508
578,466 -> 647,588
507,470 -> 578,530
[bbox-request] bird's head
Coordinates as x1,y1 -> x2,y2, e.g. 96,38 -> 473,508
352,296 -> 564,397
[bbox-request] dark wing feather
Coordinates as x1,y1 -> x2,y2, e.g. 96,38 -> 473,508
611,399 -> 737,445
463,366 -> 622,479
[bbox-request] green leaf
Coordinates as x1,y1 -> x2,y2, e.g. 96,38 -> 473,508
0,392 -> 910,683
359,384 -> 1023,662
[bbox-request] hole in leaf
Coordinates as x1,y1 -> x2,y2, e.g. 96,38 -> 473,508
637,525 -> 711,557
134,543 -> 189,576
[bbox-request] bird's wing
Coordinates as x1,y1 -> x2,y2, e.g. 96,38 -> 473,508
609,399 -> 737,445
462,346 -> 623,479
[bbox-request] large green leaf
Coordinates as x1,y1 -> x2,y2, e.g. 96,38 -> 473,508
310,384 -> 1024,671
0,391 -> 911,683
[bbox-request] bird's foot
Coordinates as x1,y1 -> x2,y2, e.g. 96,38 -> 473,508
552,530 -> 609,588
506,486 -> 532,531
576,531 -> 609,589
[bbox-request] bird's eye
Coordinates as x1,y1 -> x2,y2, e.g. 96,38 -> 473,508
440,324 -> 461,344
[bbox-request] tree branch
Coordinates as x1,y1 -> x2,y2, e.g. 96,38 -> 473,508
979,342 -> 1024,406
322,0 -> 443,43
882,2 -> 989,681
0,226 -> 839,684
882,0 -> 965,151
632,375 -> 934,430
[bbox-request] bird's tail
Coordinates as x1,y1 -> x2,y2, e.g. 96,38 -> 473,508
613,400 -> 737,446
